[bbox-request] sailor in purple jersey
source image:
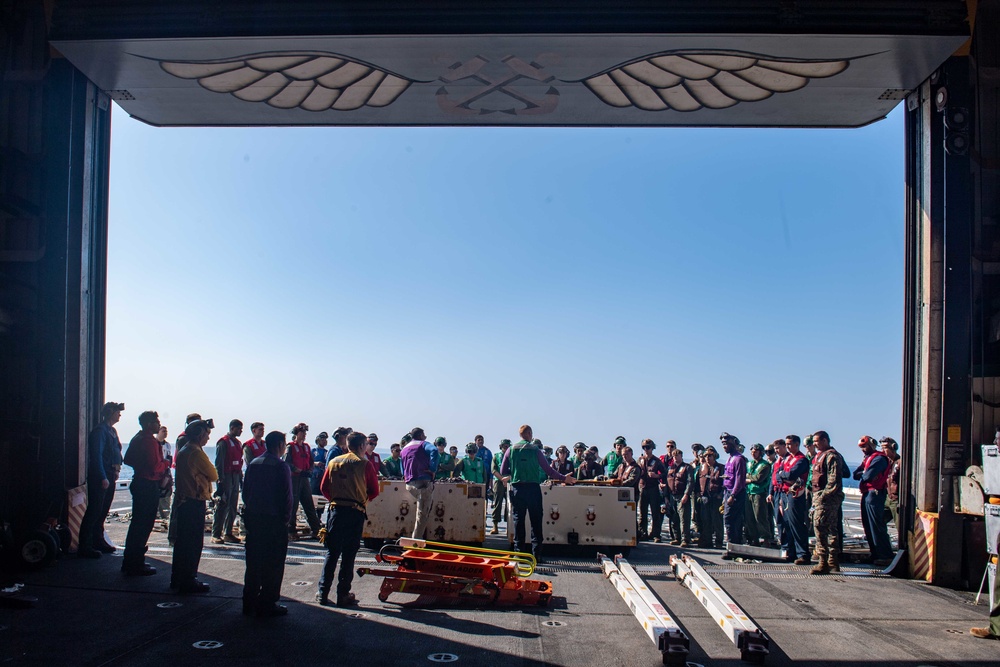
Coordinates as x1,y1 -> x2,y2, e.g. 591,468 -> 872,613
720,432 -> 748,552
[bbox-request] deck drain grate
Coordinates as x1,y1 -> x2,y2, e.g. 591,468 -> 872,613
428,653 -> 459,662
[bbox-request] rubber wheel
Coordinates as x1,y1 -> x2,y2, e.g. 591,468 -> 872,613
19,529 -> 58,568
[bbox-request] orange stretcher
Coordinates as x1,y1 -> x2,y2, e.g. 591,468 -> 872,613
357,538 -> 553,606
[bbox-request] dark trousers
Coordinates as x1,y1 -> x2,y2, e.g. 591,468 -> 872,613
123,478 -> 160,569
861,489 -> 893,560
319,506 -> 364,599
667,494 -> 691,543
491,479 -> 508,526
746,494 -> 770,545
79,478 -> 106,551
212,472 -> 241,538
509,483 -> 543,558
723,489 -> 746,545
782,493 -> 810,559
290,474 -> 321,535
243,513 -> 288,610
698,494 -> 724,547
171,499 -> 206,588
638,485 -> 664,539
101,469 -> 119,530
766,496 -> 776,543
773,491 -> 787,551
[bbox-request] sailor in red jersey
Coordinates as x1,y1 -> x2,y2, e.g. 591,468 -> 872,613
853,435 -> 893,565
775,434 -> 811,564
121,410 -> 170,576
243,421 -> 267,466
284,423 -> 322,539
766,439 -> 787,552
211,419 -> 244,544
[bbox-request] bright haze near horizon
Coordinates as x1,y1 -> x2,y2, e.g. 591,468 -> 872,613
106,103 -> 903,457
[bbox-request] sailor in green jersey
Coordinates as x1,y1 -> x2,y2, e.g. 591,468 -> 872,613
744,443 -> 772,546
382,443 -> 403,479
571,442 -> 587,471
434,437 -> 456,479
602,436 -> 626,480
499,425 -> 575,561
490,439 -> 512,534
456,443 -> 486,483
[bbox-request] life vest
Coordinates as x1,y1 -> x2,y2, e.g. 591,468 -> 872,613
781,452 -> 807,497
287,441 -> 312,475
887,460 -> 900,500
245,438 -> 266,462
698,463 -> 724,496
810,449 -> 834,493
665,463 -> 689,495
509,441 -> 541,484
218,435 -> 243,474
770,455 -> 784,493
860,451 -> 891,493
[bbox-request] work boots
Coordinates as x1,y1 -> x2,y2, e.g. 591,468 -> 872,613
809,561 -> 830,575
490,523 -> 499,535
827,555 -> 840,573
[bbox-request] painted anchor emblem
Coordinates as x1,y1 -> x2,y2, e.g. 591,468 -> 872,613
437,55 -> 559,116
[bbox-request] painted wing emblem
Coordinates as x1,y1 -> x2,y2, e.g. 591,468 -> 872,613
159,52 -> 423,111
574,51 -> 851,112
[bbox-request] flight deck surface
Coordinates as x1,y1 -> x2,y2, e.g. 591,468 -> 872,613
2,487 -> 995,667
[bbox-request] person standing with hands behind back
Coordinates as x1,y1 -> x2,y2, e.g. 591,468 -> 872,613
242,430 -> 294,617
121,410 -> 170,576
172,419 -> 218,594
637,439 -> 667,542
78,401 -> 124,558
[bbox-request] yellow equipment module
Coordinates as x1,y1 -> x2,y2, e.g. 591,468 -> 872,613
363,480 -> 487,548
508,482 -> 637,553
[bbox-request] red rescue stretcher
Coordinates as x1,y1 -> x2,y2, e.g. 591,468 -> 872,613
357,538 -> 553,606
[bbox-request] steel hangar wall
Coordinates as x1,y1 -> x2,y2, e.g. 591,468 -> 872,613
0,0 -> 995,587
0,1 -> 111,544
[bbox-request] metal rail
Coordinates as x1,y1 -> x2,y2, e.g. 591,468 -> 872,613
599,554 -> 689,665
670,554 -> 769,663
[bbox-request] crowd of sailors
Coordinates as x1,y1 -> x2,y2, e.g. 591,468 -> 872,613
76,401 -> 903,618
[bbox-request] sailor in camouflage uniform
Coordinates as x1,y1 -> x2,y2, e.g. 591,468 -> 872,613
809,430 -> 844,575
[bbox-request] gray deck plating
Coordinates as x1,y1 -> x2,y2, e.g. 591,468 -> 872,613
1,489 -> 995,666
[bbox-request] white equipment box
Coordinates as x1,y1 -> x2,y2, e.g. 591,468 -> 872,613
363,480 -> 487,546
986,503 -> 1000,556
508,483 -> 637,551
983,445 -> 1000,496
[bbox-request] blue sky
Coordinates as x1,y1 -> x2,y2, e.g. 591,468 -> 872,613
106,104 -> 903,457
